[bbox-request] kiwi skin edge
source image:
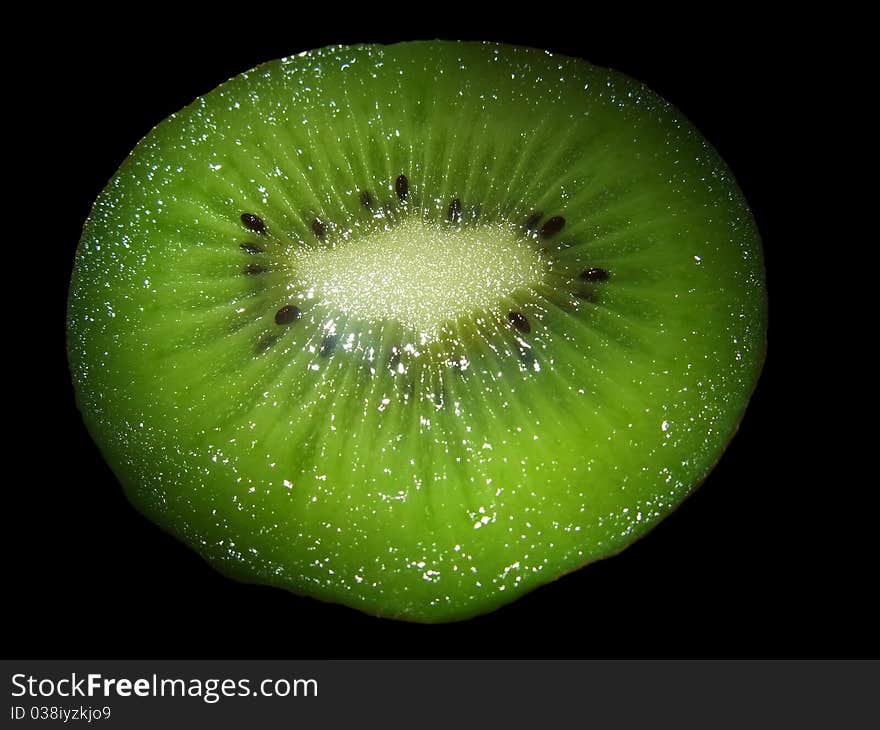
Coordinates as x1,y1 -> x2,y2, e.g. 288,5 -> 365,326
67,41 -> 767,623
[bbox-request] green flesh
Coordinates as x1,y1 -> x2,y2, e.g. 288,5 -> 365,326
67,41 -> 766,622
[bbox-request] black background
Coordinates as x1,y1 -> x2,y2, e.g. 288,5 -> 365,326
9,15 -> 868,658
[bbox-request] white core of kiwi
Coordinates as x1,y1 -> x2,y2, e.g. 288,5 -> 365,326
291,218 -> 548,338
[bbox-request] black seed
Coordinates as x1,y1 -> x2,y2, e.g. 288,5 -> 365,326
240,242 -> 265,254
395,174 -> 409,201
319,335 -> 338,357
311,218 -> 326,238
539,216 -> 565,238
244,263 -> 267,276
524,211 -> 543,232
508,311 -> 531,333
580,267 -> 610,282
241,213 -> 267,235
360,191 -> 374,209
275,305 -> 301,325
447,198 -> 462,223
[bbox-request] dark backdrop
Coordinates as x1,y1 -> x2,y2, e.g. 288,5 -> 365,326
9,15 -> 865,658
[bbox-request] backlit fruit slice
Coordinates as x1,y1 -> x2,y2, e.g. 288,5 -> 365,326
67,41 -> 767,622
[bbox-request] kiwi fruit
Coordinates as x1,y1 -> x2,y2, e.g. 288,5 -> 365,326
66,40 -> 766,622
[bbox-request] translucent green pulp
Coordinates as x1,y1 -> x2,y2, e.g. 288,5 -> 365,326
67,41 -> 766,621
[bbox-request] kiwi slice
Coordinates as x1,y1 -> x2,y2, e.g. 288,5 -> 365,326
66,41 -> 766,622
